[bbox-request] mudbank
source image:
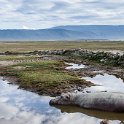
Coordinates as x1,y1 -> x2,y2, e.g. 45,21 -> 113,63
50,92 -> 124,112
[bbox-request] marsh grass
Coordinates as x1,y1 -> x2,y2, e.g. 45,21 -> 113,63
0,55 -> 36,61
18,70 -> 79,87
14,60 -> 61,68
4,60 -> 81,91
0,41 -> 124,52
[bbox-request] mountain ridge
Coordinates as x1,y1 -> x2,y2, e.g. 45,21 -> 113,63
0,25 -> 124,41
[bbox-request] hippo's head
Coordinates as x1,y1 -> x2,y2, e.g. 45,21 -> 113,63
49,93 -> 74,105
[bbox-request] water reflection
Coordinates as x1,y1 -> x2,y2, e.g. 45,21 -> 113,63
55,105 -> 124,121
65,63 -> 85,70
0,77 -> 123,124
82,73 -> 124,93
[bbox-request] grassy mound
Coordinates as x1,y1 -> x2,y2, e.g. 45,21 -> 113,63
1,59 -> 89,96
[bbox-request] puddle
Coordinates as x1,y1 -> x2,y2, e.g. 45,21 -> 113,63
0,77 -> 124,124
65,63 -> 85,70
82,73 -> 124,93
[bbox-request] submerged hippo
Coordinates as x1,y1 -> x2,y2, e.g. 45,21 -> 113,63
50,92 -> 124,112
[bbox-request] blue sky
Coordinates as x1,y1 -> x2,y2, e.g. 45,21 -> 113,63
0,0 -> 124,29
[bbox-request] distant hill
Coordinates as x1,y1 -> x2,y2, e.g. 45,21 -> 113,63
0,25 -> 124,41
53,25 -> 124,40
0,29 -> 83,41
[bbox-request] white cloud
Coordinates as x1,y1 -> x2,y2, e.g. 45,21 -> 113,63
22,25 -> 29,29
0,0 -> 124,29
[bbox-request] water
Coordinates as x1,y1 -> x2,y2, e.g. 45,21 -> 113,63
82,73 -> 124,93
65,62 -> 85,70
0,77 -> 124,124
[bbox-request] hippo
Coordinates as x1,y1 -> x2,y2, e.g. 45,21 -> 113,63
49,92 -> 124,112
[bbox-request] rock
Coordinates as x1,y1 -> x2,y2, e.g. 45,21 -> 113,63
100,119 -> 109,124
120,121 -> 124,124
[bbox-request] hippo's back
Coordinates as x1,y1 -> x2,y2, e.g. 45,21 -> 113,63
76,92 -> 124,112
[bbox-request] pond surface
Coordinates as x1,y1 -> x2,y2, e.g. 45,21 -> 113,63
65,63 -> 85,70
82,73 -> 124,93
0,77 -> 124,124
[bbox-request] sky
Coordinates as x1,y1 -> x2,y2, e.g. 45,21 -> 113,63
0,0 -> 124,29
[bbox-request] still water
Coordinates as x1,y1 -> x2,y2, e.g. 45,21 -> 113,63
82,73 -> 124,93
0,77 -> 124,124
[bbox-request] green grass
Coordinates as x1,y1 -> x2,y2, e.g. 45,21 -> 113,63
0,55 -> 36,61
18,70 -> 79,87
13,60 -> 78,84
0,41 -> 124,52
3,60 -> 82,93
14,60 -> 61,68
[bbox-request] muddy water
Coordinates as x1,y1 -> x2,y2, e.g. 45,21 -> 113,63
0,78 -> 124,124
82,73 -> 124,93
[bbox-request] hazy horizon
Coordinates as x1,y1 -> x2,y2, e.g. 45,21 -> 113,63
0,24 -> 124,30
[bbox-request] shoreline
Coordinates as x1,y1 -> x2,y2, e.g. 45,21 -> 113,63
0,49 -> 124,97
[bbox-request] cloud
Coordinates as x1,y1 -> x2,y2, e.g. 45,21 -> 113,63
22,25 -> 29,29
0,0 -> 124,29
